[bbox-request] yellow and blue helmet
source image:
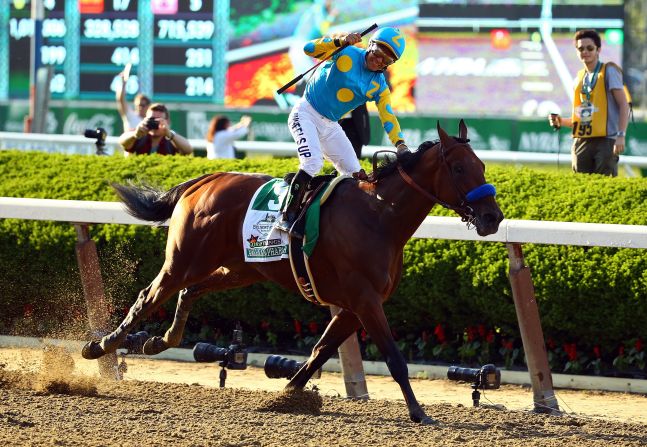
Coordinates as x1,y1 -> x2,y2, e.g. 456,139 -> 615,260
369,27 -> 406,61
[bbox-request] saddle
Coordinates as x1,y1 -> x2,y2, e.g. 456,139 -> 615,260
284,172 -> 348,306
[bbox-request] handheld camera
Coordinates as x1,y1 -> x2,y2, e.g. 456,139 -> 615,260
145,117 -> 159,130
84,127 -> 108,155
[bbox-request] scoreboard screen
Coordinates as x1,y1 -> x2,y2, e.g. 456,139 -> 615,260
2,0 -> 625,115
79,0 -> 139,98
152,1 -> 216,100
4,0 -> 222,103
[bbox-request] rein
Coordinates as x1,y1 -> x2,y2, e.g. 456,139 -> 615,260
396,141 -> 496,227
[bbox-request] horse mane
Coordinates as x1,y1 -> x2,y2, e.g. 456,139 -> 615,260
368,137 -> 470,183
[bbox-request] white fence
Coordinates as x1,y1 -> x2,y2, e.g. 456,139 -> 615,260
1,197 -> 647,248
2,131 -> 647,171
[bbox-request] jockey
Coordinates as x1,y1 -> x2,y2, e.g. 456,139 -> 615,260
277,27 -> 409,235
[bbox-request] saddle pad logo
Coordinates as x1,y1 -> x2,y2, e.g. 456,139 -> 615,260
242,180 -> 289,262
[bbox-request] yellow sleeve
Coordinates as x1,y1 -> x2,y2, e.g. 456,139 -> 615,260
376,88 -> 404,146
303,36 -> 343,61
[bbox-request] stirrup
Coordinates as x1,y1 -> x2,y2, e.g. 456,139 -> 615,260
275,219 -> 291,233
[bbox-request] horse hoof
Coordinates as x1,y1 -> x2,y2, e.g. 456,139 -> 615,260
81,341 -> 105,360
142,336 -> 169,355
420,416 -> 439,426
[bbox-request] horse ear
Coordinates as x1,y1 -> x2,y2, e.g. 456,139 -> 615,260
458,119 -> 468,140
437,121 -> 451,146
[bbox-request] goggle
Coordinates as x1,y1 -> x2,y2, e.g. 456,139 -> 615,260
577,45 -> 597,53
370,43 -> 396,67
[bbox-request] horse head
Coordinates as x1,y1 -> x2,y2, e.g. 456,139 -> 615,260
394,120 -> 503,236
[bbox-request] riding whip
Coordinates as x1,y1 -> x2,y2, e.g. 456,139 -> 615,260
277,23 -> 378,94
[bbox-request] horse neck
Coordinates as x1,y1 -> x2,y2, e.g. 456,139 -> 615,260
374,171 -> 437,245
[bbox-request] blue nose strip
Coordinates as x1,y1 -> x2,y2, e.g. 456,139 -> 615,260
466,183 -> 496,202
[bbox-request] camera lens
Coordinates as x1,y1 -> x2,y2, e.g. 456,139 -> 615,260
447,366 -> 480,383
146,118 -> 159,130
193,342 -> 228,363
264,355 -> 303,379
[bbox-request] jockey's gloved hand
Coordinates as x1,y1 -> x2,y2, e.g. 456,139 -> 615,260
396,142 -> 409,154
352,169 -> 368,181
343,33 -> 362,46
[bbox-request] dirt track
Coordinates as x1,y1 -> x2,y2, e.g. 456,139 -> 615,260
1,347 -> 646,446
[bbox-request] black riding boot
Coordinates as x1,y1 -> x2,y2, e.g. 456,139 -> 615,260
275,169 -> 312,234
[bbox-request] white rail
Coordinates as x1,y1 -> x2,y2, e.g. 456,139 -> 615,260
1,197 -> 645,249
2,131 -> 647,168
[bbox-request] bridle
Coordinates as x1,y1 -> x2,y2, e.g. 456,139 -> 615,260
396,140 -> 496,228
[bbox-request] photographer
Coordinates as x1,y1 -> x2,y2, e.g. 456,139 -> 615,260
119,103 -> 192,156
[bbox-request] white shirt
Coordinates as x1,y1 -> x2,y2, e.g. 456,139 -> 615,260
206,126 -> 249,159
123,108 -> 141,132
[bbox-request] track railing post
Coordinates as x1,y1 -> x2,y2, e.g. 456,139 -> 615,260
329,305 -> 369,399
507,242 -> 560,413
73,223 -> 119,379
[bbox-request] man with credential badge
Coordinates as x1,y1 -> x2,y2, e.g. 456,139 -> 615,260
548,29 -> 631,176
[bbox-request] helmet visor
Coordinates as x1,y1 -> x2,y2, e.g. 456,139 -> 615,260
370,43 -> 397,67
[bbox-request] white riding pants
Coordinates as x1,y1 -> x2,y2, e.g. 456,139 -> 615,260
288,98 -> 361,177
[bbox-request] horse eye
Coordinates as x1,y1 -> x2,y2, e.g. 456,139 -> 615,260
453,165 -> 465,175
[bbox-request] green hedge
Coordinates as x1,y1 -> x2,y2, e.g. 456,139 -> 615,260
1,151 -> 646,374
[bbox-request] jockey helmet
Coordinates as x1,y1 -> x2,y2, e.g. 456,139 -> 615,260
369,27 -> 406,62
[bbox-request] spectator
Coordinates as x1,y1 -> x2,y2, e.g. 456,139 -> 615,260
205,115 -> 252,159
119,103 -> 192,156
548,29 -> 630,176
116,63 -> 151,132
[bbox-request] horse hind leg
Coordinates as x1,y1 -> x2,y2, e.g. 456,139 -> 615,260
82,271 -> 181,360
143,266 -> 260,356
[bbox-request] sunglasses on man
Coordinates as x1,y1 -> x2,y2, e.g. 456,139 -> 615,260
577,45 -> 597,53
370,43 -> 396,67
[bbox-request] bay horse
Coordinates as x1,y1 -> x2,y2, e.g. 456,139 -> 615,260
82,121 -> 503,425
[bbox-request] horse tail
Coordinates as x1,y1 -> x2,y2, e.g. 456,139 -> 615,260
111,174 -> 212,224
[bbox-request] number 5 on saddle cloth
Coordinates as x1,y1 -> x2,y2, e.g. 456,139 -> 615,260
241,174 -> 345,305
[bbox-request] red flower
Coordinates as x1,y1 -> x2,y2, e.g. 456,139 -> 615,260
23,304 -> 34,318
546,337 -> 556,350
486,330 -> 495,344
636,339 -> 643,353
478,324 -> 486,338
433,324 -> 446,344
563,343 -> 578,361
593,345 -> 601,359
618,345 -> 625,356
260,320 -> 270,331
360,329 -> 367,342
502,339 -> 514,351
308,321 -> 318,335
293,319 -> 302,335
466,326 -> 477,342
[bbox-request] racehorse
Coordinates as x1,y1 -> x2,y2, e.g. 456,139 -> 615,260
82,121 -> 503,425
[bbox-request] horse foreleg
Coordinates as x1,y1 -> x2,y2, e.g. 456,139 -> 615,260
357,303 -> 436,425
82,272 -> 179,359
287,308 -> 361,389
